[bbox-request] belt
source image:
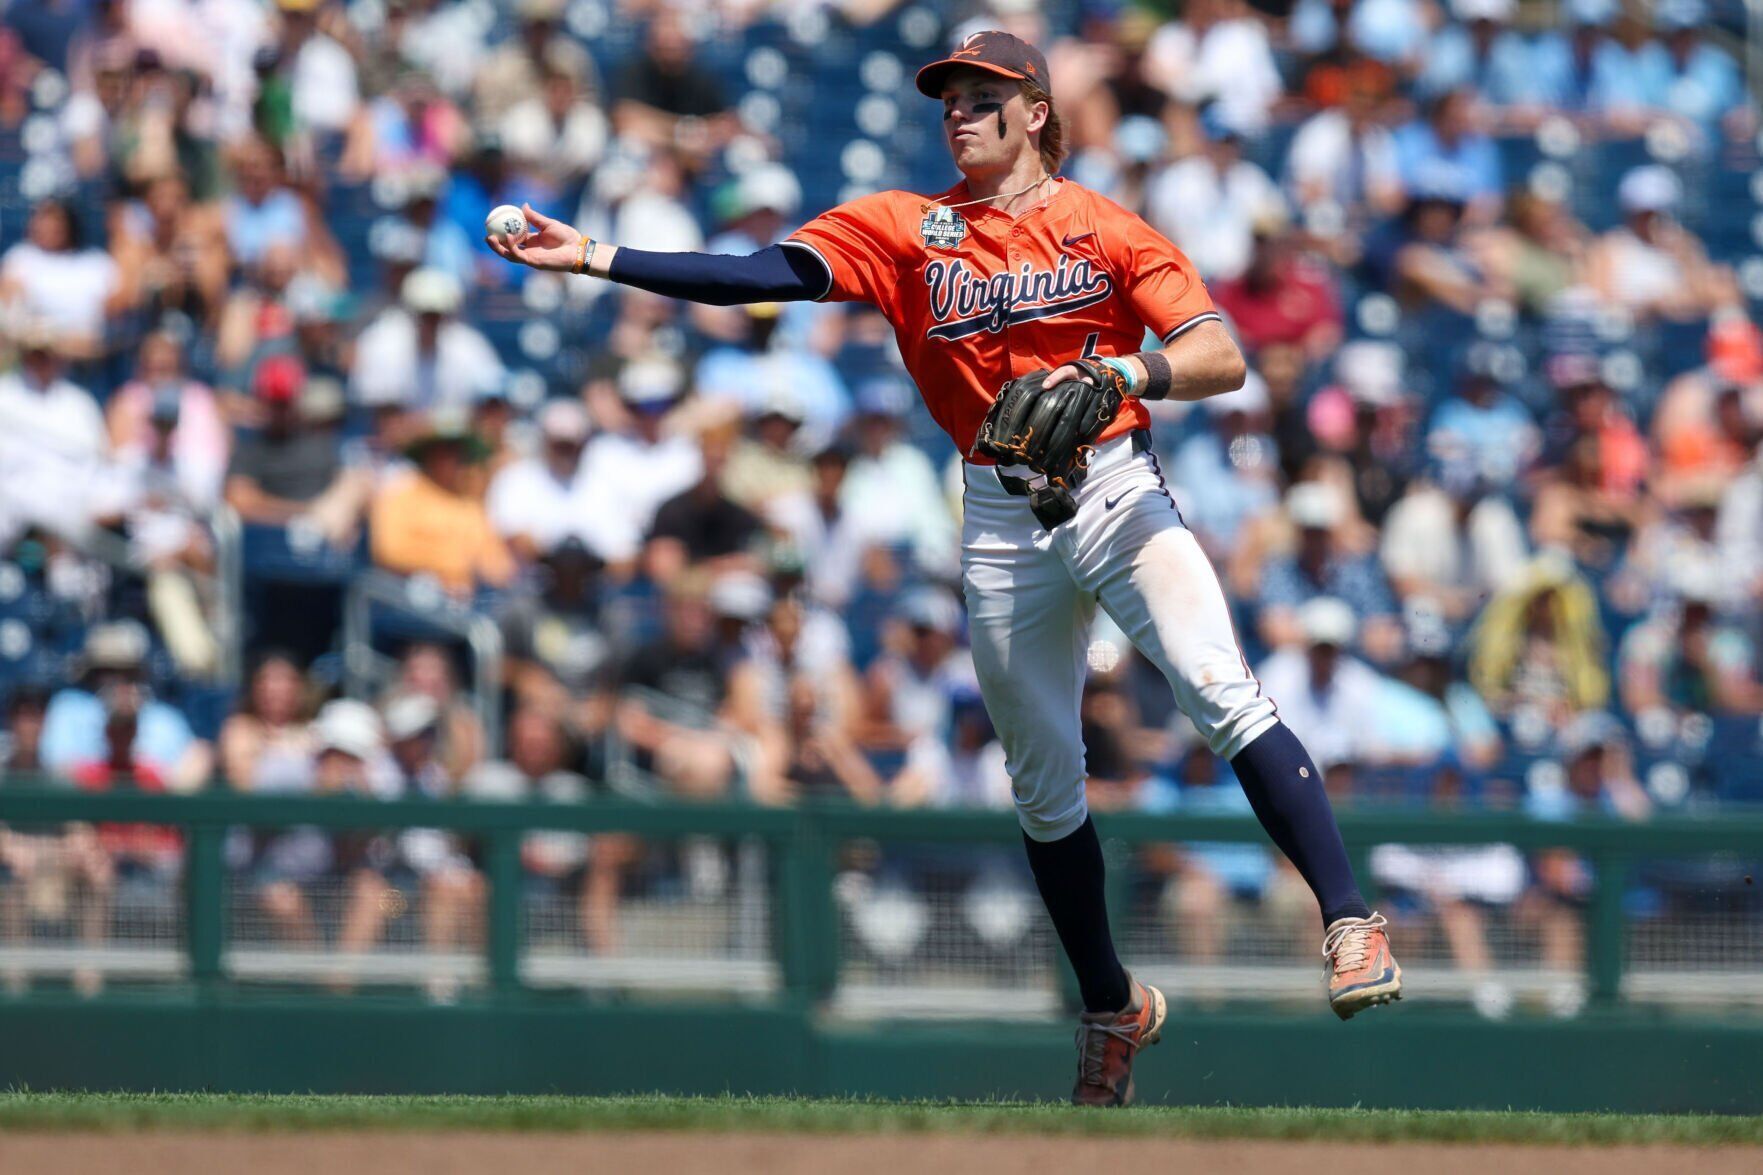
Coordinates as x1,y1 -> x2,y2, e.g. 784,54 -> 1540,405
994,429 -> 1152,498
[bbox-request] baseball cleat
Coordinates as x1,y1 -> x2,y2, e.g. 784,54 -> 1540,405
1324,912 -> 1403,1020
1071,973 -> 1167,1107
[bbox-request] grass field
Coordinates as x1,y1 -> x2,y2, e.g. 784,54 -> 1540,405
0,1093 -> 1760,1146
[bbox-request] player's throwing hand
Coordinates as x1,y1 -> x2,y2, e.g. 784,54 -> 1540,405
483,204 -> 585,272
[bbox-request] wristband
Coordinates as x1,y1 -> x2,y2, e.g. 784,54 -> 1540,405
1135,351 -> 1174,400
1099,356 -> 1143,396
574,235 -> 598,275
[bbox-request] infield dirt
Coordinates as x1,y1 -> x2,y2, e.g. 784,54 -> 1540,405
2,1132 -> 1761,1173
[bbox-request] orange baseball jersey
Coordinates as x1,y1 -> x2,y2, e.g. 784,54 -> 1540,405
784,177 -> 1221,459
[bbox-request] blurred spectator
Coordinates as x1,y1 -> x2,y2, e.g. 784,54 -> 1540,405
0,199 -> 119,359
109,176 -> 229,329
386,166 -> 477,290
1520,711 -> 1649,1009
0,686 -> 50,778
1258,481 -> 1402,659
341,70 -> 469,183
500,539 -> 613,728
858,588 -> 970,753
1529,0 -> 1618,115
1255,597 -> 1385,783
765,443 -> 866,610
1651,315 -> 1763,502
1647,0 -> 1750,143
1386,622 -> 1504,772
1144,753 -> 1274,965
223,355 -> 371,549
1287,61 -> 1403,237
1587,166 -> 1736,323
721,393 -> 813,516
247,699 -> 403,964
1289,0 -> 1430,67
270,0 -> 361,140
1475,188 -> 1591,319
487,398 -> 623,567
1391,88 -> 1503,217
1619,570 -> 1761,720
1145,0 -> 1283,137
473,0 -> 594,122
1381,470 -> 1528,626
610,7 -> 734,169
1145,105 -> 1284,282
1417,0 -> 1541,116
1425,350 -> 1541,490
613,574 -> 740,799
388,641 -> 486,786
224,135 -> 343,283
576,355 -> 703,561
0,323 -> 108,546
497,45 -> 607,189
1468,556 -> 1610,726
369,410 -> 516,597
1530,356 -> 1648,569
219,651 -> 314,793
90,379 -> 224,675
67,676 -> 185,994
644,405 -> 762,584
1384,189 -> 1504,315
351,268 -> 505,411
779,675 -> 883,805
839,377 -> 956,581
105,332 -> 230,478
42,621 -> 212,791
695,302 -> 851,448
1212,212 -> 1342,363
463,705 -> 632,954
1166,374 -> 1281,562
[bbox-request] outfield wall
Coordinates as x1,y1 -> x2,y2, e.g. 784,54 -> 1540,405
1,996 -> 1759,1114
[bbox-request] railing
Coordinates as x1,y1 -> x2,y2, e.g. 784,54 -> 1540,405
1,788 -> 1760,1016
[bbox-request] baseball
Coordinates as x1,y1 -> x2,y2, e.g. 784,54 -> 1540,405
484,204 -> 527,240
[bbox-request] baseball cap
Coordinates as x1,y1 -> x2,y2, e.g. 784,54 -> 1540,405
1566,0 -> 1616,25
1451,0 -> 1514,21
617,355 -> 685,409
314,699 -> 384,761
1654,0 -> 1704,29
708,570 -> 773,622
538,398 -> 591,444
253,354 -> 307,403
1618,165 -> 1681,216
1286,481 -> 1345,530
83,620 -> 150,674
898,586 -> 963,636
915,29 -> 1050,98
1545,350 -> 1602,390
1335,340 -> 1404,406
1299,597 -> 1357,648
400,267 -> 463,316
383,693 -> 440,742
1202,368 -> 1271,416
733,164 -> 801,219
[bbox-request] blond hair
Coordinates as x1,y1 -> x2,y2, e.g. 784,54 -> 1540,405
1020,79 -> 1065,176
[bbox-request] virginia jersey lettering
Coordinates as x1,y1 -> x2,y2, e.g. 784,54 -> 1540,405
784,178 -> 1222,459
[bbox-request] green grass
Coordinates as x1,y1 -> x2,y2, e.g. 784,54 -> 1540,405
0,1095 -> 1759,1145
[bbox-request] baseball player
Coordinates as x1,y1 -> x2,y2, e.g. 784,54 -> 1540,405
488,29 -> 1401,1106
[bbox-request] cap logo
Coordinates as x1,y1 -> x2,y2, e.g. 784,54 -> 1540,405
951,31 -> 988,58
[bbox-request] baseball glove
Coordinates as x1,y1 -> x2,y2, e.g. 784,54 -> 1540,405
972,358 -> 1126,527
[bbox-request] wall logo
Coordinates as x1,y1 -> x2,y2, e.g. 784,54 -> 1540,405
923,255 -> 1113,341
919,207 -> 968,250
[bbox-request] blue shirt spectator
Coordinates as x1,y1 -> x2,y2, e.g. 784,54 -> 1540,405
1425,366 -> 1541,489
1417,0 -> 1541,107
1392,90 -> 1503,207
1291,0 -> 1429,65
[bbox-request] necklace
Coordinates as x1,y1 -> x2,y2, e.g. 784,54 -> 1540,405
934,172 -> 1052,216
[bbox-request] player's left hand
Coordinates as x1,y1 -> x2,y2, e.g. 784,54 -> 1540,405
484,204 -> 584,272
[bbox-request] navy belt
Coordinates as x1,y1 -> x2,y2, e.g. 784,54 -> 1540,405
994,429 -> 1152,497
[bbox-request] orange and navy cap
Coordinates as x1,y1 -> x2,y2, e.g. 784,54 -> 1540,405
915,30 -> 1049,98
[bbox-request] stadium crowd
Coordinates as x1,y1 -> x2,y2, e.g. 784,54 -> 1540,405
0,0 -> 1761,996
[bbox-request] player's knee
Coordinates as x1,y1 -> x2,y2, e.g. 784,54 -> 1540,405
1013,780 -> 1089,843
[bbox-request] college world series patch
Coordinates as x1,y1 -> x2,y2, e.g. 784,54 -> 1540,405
919,206 -> 968,250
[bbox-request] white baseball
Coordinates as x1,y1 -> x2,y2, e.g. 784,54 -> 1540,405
485,204 -> 527,240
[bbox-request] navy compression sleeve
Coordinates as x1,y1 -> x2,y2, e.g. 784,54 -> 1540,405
605,243 -> 830,305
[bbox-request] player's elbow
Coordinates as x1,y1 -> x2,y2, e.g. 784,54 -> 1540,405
1200,334 -> 1246,396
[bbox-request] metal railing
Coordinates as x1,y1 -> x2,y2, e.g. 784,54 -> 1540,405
0,788 -> 1761,1014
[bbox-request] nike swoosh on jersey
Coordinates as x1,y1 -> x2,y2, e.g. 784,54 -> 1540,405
1105,492 -> 1129,510
1062,232 -> 1095,247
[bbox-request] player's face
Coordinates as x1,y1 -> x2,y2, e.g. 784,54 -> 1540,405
941,71 -> 1037,175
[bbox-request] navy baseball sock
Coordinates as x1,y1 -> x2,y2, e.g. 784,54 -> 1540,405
1021,815 -> 1132,1014
1229,722 -> 1371,929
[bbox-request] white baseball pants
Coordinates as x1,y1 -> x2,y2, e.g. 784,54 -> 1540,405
961,431 -> 1279,842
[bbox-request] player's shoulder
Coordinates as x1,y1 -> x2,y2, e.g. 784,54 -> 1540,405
1059,179 -> 1143,224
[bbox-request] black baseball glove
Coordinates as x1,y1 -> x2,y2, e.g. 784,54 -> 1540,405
972,358 -> 1127,527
